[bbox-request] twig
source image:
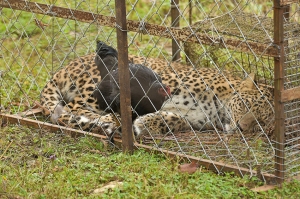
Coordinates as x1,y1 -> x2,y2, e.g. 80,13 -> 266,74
0,140 -> 13,160
34,101 -> 51,115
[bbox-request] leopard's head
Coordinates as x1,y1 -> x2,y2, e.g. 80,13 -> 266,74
225,73 -> 274,134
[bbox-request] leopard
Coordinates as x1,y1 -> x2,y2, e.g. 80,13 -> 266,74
40,48 -> 274,138
132,65 -> 274,137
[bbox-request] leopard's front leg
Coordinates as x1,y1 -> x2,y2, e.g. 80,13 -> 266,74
133,111 -> 190,138
50,97 -> 120,136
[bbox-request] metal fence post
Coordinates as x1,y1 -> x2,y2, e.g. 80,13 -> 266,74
273,0 -> 285,184
115,0 -> 134,153
171,0 -> 180,61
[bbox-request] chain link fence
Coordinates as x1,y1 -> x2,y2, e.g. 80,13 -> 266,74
0,0 -> 299,184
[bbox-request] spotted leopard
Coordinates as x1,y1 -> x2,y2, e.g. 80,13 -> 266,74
40,48 -> 274,137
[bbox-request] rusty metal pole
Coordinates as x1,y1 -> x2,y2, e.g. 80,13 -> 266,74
115,0 -> 134,153
188,0 -> 192,25
171,0 -> 180,61
273,0 -> 285,184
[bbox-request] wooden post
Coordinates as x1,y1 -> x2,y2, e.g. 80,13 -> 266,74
273,0 -> 285,184
115,0 -> 134,153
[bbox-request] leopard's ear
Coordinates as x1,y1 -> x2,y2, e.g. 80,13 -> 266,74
239,73 -> 256,91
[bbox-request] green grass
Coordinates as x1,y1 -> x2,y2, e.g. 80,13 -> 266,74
1,124 -> 300,198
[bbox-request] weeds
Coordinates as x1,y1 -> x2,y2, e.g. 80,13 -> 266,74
0,124 -> 300,198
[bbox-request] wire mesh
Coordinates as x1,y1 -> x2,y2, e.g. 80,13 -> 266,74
283,3 -> 300,178
0,0 -> 299,183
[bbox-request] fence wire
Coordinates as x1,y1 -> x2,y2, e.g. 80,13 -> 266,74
0,0 -> 299,183
283,3 -> 300,178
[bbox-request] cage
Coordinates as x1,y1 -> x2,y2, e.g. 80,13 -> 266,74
0,0 -> 299,184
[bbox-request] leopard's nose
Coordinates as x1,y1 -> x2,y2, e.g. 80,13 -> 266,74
237,122 -> 243,132
236,123 -> 243,131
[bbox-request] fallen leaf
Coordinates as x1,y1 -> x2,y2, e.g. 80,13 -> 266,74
52,166 -> 62,172
89,149 -> 107,155
251,185 -> 276,192
34,19 -> 49,30
178,160 -> 200,174
93,181 -> 123,194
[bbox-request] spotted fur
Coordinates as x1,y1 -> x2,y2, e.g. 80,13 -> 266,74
133,65 -> 274,137
40,54 -> 121,135
40,53 -> 274,137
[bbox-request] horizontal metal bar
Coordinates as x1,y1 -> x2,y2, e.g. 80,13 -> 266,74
0,0 -> 279,57
135,143 -> 277,184
281,86 -> 300,102
0,112 -> 111,141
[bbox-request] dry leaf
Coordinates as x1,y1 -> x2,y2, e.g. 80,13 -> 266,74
178,160 -> 200,174
251,185 -> 276,192
34,19 -> 49,30
93,181 -> 123,194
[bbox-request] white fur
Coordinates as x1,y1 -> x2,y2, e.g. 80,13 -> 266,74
133,118 -> 143,136
78,116 -> 90,124
161,89 -> 218,129
224,124 -> 231,132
